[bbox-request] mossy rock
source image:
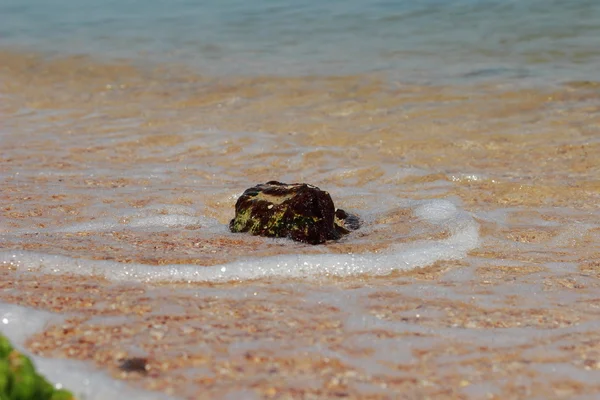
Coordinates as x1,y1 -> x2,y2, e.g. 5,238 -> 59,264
0,333 -> 75,400
230,181 -> 360,245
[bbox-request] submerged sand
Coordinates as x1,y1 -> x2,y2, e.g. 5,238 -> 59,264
2,49 -> 600,399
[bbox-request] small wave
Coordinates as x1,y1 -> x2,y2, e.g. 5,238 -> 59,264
0,199 -> 479,283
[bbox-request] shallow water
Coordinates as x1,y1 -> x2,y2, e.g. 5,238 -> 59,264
2,1 -> 600,398
2,0 -> 600,82
1,49 -> 600,399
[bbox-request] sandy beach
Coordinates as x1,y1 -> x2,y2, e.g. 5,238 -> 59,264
2,49 -> 600,398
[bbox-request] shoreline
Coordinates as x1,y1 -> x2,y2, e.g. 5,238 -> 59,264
2,44 -> 600,398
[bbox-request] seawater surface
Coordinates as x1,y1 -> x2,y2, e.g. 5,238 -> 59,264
1,1 -> 600,399
2,0 -> 600,82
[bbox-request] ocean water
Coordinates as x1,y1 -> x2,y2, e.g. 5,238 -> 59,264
2,0 -> 600,81
1,1 -> 600,399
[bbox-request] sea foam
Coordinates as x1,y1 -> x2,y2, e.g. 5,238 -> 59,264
0,199 -> 479,283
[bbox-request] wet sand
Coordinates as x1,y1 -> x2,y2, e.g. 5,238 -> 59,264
2,49 -> 600,398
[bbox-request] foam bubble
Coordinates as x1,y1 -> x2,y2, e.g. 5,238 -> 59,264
0,199 -> 479,283
414,199 -> 458,221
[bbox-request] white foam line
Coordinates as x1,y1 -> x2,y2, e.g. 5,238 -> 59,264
0,200 -> 479,283
11,215 -> 221,235
62,214 -> 212,232
11,204 -> 221,235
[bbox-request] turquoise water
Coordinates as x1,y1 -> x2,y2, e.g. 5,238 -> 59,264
1,0 -> 600,82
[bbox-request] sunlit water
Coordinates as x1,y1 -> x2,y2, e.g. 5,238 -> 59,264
2,0 -> 600,82
1,1 -> 600,399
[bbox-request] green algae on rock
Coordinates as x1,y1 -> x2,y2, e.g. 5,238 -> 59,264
230,181 -> 360,245
0,333 -> 75,400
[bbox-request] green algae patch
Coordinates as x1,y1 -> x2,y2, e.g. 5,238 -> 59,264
0,333 -> 75,400
230,181 -> 360,245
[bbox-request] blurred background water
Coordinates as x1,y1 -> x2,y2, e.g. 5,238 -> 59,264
1,0 -> 599,83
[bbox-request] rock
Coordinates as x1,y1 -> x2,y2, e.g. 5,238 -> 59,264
229,181 -> 360,245
118,357 -> 149,374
